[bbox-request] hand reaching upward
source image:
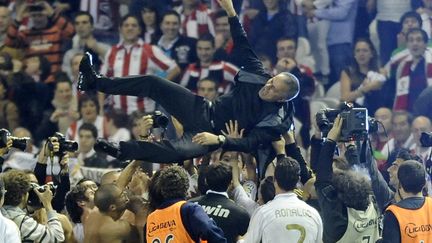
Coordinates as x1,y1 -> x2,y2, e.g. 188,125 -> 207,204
217,0 -> 237,17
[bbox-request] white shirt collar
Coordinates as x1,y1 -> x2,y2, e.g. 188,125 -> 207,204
206,190 -> 229,198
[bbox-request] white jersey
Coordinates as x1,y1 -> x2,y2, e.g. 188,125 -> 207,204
337,201 -> 380,243
243,192 -> 323,243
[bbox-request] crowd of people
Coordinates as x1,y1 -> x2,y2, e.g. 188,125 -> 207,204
0,0 -> 431,242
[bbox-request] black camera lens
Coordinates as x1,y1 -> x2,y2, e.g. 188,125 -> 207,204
12,138 -> 28,151
152,111 -> 169,128
62,140 -> 78,152
420,132 -> 432,147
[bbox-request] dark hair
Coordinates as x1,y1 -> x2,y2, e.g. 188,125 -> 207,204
158,166 -> 189,200
94,184 -> 121,213
0,74 -> 8,95
348,38 -> 380,86
279,72 -> 300,101
332,170 -> 372,211
277,36 -> 298,48
275,157 -> 300,191
206,163 -> 232,192
406,27 -> 429,43
2,170 -> 31,206
139,4 -> 161,37
120,14 -> 141,28
260,176 -> 275,203
214,10 -> 228,19
197,78 -> 218,87
78,94 -> 100,116
74,10 -> 94,25
148,170 -> 163,210
400,11 -> 422,27
106,109 -> 129,129
54,72 -> 72,87
398,160 -> 426,194
395,149 -> 423,162
333,157 -> 351,171
197,33 -> 215,47
161,10 -> 181,23
0,52 -> 13,71
26,55 -> 51,82
78,123 -> 98,139
65,179 -> 93,223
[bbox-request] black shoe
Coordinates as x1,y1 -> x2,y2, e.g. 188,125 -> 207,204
78,52 -> 99,91
94,138 -> 120,158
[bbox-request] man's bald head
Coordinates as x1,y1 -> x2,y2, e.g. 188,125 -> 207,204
374,107 -> 393,134
100,170 -> 121,185
94,184 -> 123,213
412,116 -> 432,145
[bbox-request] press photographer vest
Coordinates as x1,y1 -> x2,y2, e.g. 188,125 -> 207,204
386,197 -> 432,243
337,201 -> 380,243
146,201 -> 207,243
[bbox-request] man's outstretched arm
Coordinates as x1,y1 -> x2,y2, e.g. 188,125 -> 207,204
218,0 -> 268,77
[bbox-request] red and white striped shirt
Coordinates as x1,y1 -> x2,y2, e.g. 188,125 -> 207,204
180,61 -> 239,94
175,3 -> 215,39
100,39 -> 178,114
66,116 -> 106,142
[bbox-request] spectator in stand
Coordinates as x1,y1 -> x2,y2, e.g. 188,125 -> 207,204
152,10 -> 198,75
382,161 -> 432,243
79,0 -> 120,44
0,175 -> 21,242
174,0 -> 216,38
0,75 -> 19,131
274,36 -> 314,148
180,34 -> 239,94
76,123 -> 108,168
36,75 -> 79,142
248,0 -> 298,62
312,116 -> 380,243
396,11 -> 422,50
367,0 -> 412,65
66,94 -> 105,141
304,0 -> 358,87
417,0 -> 432,38
62,11 -> 110,79
190,163 -> 250,243
197,78 -> 219,102
100,14 -> 180,115
213,10 -> 236,65
381,111 -> 415,161
340,38 -> 386,115
146,165 -> 227,242
105,109 -> 131,144
6,1 -> 75,83
410,116 -> 432,164
372,107 -> 394,171
393,28 -> 432,112
0,4 -> 23,60
65,179 -> 99,243
140,4 -> 162,43
0,170 -> 65,242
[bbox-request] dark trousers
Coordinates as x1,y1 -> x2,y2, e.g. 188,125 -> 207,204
377,20 -> 400,65
97,75 -> 213,163
328,43 -> 352,89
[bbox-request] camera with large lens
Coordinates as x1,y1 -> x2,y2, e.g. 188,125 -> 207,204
0,128 -> 29,151
48,132 -> 78,156
315,102 -> 376,142
28,182 -> 57,208
151,111 -> 169,128
420,132 -> 432,147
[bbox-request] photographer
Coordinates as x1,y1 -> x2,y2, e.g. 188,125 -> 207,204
34,135 -> 71,213
0,135 -> 12,172
312,116 -> 380,243
0,169 -> 64,242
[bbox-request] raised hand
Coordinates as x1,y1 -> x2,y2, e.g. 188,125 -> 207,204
221,120 -> 244,138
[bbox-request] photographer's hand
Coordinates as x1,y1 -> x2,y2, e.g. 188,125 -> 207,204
327,115 -> 343,142
272,136 -> 286,155
35,186 -> 54,211
59,153 -> 69,175
138,115 -> 153,139
192,132 -> 219,145
38,137 -> 60,164
0,138 -> 12,156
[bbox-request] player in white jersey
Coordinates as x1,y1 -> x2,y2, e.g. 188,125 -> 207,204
243,157 -> 323,243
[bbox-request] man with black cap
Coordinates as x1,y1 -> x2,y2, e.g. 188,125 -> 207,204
78,0 -> 299,165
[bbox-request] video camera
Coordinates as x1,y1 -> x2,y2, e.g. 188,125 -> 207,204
420,132 -> 432,147
151,111 -> 169,128
0,128 -> 29,151
48,132 -> 78,156
28,182 -> 57,208
315,102 -> 378,142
